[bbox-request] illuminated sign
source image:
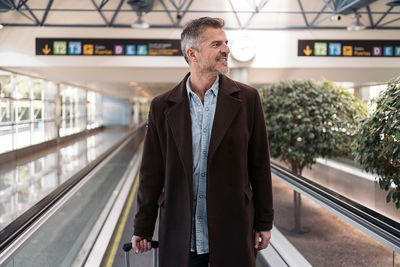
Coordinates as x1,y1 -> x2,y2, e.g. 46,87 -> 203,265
298,40 -> 400,57
36,38 -> 182,56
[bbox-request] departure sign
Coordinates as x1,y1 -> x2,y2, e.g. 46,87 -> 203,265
298,40 -> 400,57
36,38 -> 182,56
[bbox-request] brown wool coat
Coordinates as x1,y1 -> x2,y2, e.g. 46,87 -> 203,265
134,73 -> 274,267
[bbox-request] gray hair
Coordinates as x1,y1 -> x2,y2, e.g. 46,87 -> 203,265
181,17 -> 225,64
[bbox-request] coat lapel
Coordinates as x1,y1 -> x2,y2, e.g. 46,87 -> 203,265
165,73 -> 193,191
208,74 -> 242,163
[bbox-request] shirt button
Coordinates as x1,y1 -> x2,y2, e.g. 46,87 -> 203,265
199,195 -> 205,199
203,128 -> 207,133
201,173 -> 206,177
205,107 -> 209,111
197,216 -> 202,220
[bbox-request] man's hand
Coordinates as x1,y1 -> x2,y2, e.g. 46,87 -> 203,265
254,230 -> 271,251
132,235 -> 152,254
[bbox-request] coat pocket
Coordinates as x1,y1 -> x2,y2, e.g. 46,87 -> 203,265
244,186 -> 253,203
157,191 -> 165,207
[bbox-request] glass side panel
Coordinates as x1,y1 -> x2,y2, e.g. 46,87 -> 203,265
15,101 -> 30,122
272,176 -> 399,266
44,121 -> 57,141
0,99 -> 12,123
32,80 -> 43,100
43,81 -> 57,101
14,76 -> 30,100
0,73 -> 13,98
0,129 -> 129,232
31,122 -> 45,145
0,129 -> 142,267
15,124 -> 31,149
0,125 -> 14,153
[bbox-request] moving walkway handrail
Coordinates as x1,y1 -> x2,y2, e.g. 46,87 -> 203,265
271,163 -> 400,253
0,123 -> 146,254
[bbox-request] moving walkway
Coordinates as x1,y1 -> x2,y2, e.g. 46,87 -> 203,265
0,124 -> 398,266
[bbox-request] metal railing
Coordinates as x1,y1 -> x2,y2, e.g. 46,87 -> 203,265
271,163 -> 400,254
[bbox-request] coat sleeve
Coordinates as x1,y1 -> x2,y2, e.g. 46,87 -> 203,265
134,99 -> 165,237
248,91 -> 274,231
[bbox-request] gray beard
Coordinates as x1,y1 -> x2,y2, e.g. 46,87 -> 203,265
201,65 -> 229,75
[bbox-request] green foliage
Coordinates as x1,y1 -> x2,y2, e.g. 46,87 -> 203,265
260,80 -> 367,175
353,77 -> 400,208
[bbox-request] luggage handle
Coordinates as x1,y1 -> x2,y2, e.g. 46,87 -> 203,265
122,240 -> 159,252
122,240 -> 159,267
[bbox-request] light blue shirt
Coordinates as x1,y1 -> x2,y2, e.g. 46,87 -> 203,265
186,75 -> 219,254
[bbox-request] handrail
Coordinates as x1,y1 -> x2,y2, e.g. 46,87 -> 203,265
270,163 -> 400,253
0,123 -> 146,254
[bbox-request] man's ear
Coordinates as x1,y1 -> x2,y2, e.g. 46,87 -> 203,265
187,48 -> 197,63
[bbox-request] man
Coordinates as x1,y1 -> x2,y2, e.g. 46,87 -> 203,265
132,17 -> 273,267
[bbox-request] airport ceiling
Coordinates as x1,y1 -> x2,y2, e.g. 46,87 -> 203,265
0,0 -> 400,30
1,0 -> 400,99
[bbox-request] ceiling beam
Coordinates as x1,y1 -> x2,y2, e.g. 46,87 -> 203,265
2,1 -> 399,30
228,0 -> 243,28
6,0 -> 17,9
159,0 -> 178,26
11,7 -> 400,15
22,2 -> 40,25
311,0 -> 336,27
4,22 -> 400,30
91,0 -> 109,25
244,0 -> 269,27
374,6 -> 393,28
5,0 -> 36,23
99,0 -> 110,9
177,0 -> 190,11
168,0 -> 178,10
321,0 -> 334,11
40,0 -> 53,26
366,5 -> 374,28
108,0 -> 124,27
176,0 -> 194,26
16,0 -> 28,10
310,0 -> 332,27
378,15 -> 400,28
336,0 -> 361,14
297,0 -> 309,27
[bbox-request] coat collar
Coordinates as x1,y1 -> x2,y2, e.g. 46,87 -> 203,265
165,73 -> 242,189
166,73 -> 241,104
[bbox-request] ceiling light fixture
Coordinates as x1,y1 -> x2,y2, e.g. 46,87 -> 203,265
347,13 -> 366,31
0,24 -> 3,30
330,14 -> 341,21
131,12 -> 150,29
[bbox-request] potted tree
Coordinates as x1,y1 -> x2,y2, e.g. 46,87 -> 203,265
353,77 -> 400,208
260,79 -> 367,231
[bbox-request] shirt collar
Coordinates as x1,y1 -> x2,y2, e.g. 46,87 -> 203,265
186,75 -> 219,100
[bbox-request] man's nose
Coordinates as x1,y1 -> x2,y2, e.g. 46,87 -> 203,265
221,43 -> 230,54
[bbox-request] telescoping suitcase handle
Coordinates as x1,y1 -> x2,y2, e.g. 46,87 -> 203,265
122,240 -> 159,251
122,240 -> 159,267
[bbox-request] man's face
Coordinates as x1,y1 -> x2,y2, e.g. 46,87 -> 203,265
196,27 -> 230,75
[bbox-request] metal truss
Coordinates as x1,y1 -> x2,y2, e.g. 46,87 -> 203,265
1,0 -> 400,30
